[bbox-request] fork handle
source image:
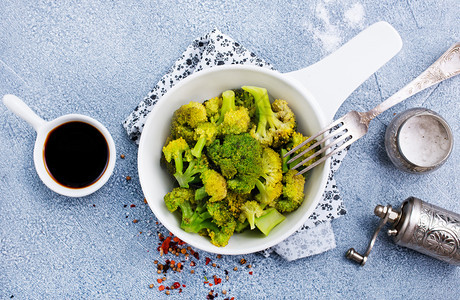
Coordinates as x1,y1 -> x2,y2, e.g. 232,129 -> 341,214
366,42 -> 460,121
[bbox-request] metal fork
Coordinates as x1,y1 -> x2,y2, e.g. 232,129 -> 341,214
285,42 -> 460,176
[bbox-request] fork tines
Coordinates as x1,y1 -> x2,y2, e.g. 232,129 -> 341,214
284,115 -> 351,176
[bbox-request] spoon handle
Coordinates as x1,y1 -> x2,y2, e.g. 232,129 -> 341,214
2,94 -> 47,131
367,42 -> 460,120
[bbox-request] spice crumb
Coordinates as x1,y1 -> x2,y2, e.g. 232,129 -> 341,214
149,284 -> 154,289
233,267 -> 238,271
190,270 -> 195,274
120,154 -> 125,159
144,198 -> 148,204
133,219 -> 138,223
165,290 -> 170,295
126,176 -> 132,181
222,290 -> 227,295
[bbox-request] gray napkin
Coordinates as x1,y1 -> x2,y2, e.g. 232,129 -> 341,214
123,29 -> 347,261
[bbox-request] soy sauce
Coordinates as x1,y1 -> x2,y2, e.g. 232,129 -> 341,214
44,121 -> 109,188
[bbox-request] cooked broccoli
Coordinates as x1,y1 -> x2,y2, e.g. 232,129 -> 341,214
207,220 -> 236,247
195,169 -> 227,202
203,96 -> 222,123
220,107 -> 251,135
162,86 -> 318,246
216,90 -> 236,125
206,201 -> 234,226
164,187 -> 195,213
234,88 -> 256,118
242,86 -> 295,147
171,101 -> 208,143
254,207 -> 286,236
162,137 -> 208,188
275,169 -> 306,213
254,147 -> 283,207
286,132 -> 320,169
191,122 -> 218,158
208,133 -> 262,194
238,200 -> 264,230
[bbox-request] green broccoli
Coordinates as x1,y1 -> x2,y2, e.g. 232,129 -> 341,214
234,88 -> 256,118
206,201 -> 235,226
254,208 -> 286,236
216,90 -> 236,125
162,137 -> 208,188
254,147 -> 283,207
171,101 -> 208,143
195,169 -> 227,202
242,86 -> 295,147
275,169 -> 306,213
164,187 -> 195,213
238,200 -> 264,230
220,107 -> 251,135
207,220 -> 236,247
203,96 -> 222,123
191,122 -> 218,158
207,133 -> 263,194
285,132 -> 320,170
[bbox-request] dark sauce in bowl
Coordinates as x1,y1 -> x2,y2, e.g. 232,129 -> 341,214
44,121 -> 109,188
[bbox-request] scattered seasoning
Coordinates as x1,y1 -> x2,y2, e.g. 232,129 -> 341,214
205,257 -> 212,265
240,258 -> 246,265
126,175 -> 131,181
247,264 -> 252,268
144,198 -> 148,204
222,290 -> 227,295
149,284 -> 154,289
158,285 -> 165,291
133,219 -> 138,223
217,254 -> 222,259
249,271 -> 253,275
165,290 -> 170,295
214,277 -> 222,285
130,204 -> 136,208
212,263 -> 217,267
233,267 -> 238,271
120,154 -> 125,159
190,270 -> 195,274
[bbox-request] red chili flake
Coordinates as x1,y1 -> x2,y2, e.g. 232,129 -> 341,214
182,284 -> 186,287
209,283 -> 213,287
157,279 -> 162,284
190,261 -> 196,267
160,236 -> 171,255
214,277 -> 222,285
133,219 -> 138,223
249,271 -> 253,275
158,285 -> 165,291
205,257 -> 211,265
173,282 -> 180,289
169,232 -> 173,236
130,204 -> 136,208
179,288 -> 182,293
173,237 -> 180,242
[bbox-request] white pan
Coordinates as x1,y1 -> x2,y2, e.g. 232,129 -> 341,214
138,22 -> 402,255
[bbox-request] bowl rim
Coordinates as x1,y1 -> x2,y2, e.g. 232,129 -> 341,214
138,64 -> 330,254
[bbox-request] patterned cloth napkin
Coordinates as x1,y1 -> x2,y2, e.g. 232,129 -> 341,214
123,29 -> 347,261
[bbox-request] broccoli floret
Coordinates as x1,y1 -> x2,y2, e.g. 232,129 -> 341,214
216,90 -> 236,125
235,219 -> 250,233
254,208 -> 286,235
220,107 -> 251,135
254,147 -> 283,207
195,169 -> 227,202
234,88 -> 256,118
206,201 -> 235,226
203,96 -> 222,123
164,187 -> 195,213
180,203 -> 218,233
242,86 -> 295,147
171,101 -> 208,143
286,132 -> 320,169
225,190 -> 250,218
208,133 -> 263,194
162,138 -> 208,188
275,169 -> 306,213
191,122 -> 218,158
238,200 -> 264,230
207,220 -> 236,247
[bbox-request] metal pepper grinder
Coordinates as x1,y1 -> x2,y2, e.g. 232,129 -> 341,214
346,197 -> 460,266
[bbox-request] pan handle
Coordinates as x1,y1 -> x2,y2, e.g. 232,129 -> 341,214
284,21 -> 402,122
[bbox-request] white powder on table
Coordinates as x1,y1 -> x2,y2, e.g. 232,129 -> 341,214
398,115 -> 451,167
344,3 -> 365,28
